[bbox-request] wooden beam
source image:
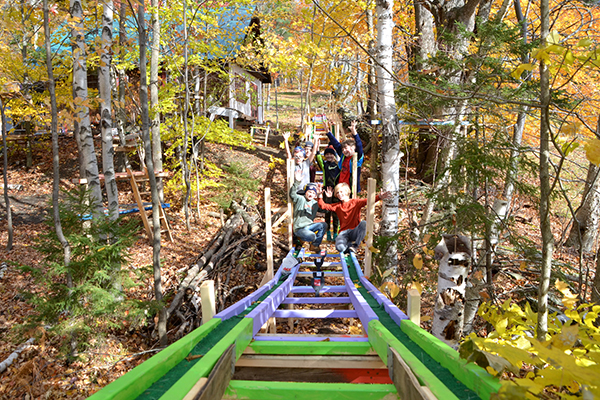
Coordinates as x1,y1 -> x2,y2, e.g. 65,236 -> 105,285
246,341 -> 375,356
184,344 -> 235,400
387,347 -> 436,400
235,354 -> 386,369
365,178 -> 376,277
264,187 -> 274,282
200,280 -> 216,324
407,288 -> 421,325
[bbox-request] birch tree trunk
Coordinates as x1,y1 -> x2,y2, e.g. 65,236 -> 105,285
0,100 -> 13,251
182,0 -> 191,230
150,0 -> 163,202
366,8 -> 377,119
432,234 -> 471,348
565,163 -> 600,253
44,0 -> 72,303
138,1 -> 168,347
100,0 -> 119,220
376,0 -> 401,271
537,0 -> 553,341
71,0 -> 103,218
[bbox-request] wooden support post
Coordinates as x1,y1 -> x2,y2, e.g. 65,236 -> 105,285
264,124 -> 270,147
265,187 -> 274,282
364,178 -> 376,277
287,158 -> 294,249
287,293 -> 294,331
407,288 -> 421,325
183,344 -> 235,400
387,347 -> 436,400
200,280 -> 216,324
352,153 -> 358,199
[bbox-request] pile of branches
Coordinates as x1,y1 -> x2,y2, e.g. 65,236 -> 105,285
164,200 -> 288,340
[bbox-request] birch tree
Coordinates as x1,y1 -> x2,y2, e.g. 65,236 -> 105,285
150,0 -> 163,201
376,0 -> 401,270
138,0 -> 167,347
99,0 -> 119,220
70,0 -> 103,218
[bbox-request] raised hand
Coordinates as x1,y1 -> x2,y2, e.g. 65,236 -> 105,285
379,190 -> 393,200
325,187 -> 333,198
295,169 -> 303,182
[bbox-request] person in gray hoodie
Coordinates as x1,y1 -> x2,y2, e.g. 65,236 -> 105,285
290,169 -> 328,252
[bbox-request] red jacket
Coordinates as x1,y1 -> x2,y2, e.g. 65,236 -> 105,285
318,195 -> 380,232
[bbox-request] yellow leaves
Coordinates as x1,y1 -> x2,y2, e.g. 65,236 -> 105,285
584,138 -> 600,166
496,318 -> 508,335
551,324 -> 579,350
555,279 -> 578,309
379,281 -> 400,299
547,30 -> 561,45
511,63 -> 536,79
368,246 -> 380,254
411,281 -> 423,295
412,254 -> 423,270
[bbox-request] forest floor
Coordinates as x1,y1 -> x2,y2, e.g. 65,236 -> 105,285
0,89 -> 592,399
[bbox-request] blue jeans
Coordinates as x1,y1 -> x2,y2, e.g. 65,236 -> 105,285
335,221 -> 366,253
295,222 -> 328,246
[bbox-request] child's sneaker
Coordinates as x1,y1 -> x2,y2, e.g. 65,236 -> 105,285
309,244 -> 321,253
326,231 -> 332,242
333,232 -> 338,240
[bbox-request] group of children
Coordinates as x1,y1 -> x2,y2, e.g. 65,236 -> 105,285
284,118 -> 390,255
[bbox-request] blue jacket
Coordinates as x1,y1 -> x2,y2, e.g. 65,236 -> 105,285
326,131 -> 364,193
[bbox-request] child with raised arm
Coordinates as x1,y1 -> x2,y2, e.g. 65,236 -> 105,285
290,170 -> 328,252
325,119 -> 364,194
282,130 -> 319,189
316,145 -> 341,241
318,182 -> 391,254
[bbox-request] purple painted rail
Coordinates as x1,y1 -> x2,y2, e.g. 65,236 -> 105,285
252,334 -> 369,342
215,248 -> 298,321
245,265 -> 300,335
360,276 -> 408,326
296,271 -> 343,277
281,297 -> 351,305
290,286 -> 347,294
340,256 -> 379,333
273,309 -> 358,318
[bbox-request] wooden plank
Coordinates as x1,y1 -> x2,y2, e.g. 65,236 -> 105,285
400,320 -> 501,399
368,320 -> 459,400
184,344 -> 235,400
235,354 -> 386,369
223,380 -> 399,400
290,285 -> 346,294
252,334 -> 368,342
272,309 -> 357,319
364,178 -> 376,277
264,187 -> 273,283
127,167 -> 152,239
87,318 -> 221,400
407,288 -> 421,325
271,207 -> 290,229
280,296 -> 350,304
158,318 -> 253,400
246,341 -> 374,356
388,347 -> 437,400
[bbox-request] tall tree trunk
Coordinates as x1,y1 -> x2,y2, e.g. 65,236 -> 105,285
565,162 -> 600,253
71,0 -> 103,218
377,0 -> 400,271
432,234 -> 471,348
100,0 -> 119,220
366,7 -> 377,119
0,101 -> 13,251
537,0 -> 553,341
150,0 -> 163,202
182,0 -> 191,230
138,1 -> 167,347
114,0 -> 129,172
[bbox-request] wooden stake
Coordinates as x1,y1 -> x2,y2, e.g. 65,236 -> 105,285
200,280 -> 216,324
407,288 -> 421,325
365,178 -> 376,277
352,153 -> 358,199
287,158 -> 294,248
265,187 -> 273,282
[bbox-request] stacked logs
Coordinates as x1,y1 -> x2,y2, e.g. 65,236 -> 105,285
164,202 -> 288,339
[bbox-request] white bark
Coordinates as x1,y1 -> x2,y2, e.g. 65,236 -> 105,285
377,0 -> 401,271
100,0 -> 119,220
537,0 -> 552,341
432,234 -> 471,348
71,0 -> 103,218
150,0 -> 163,201
566,163 -> 600,253
0,338 -> 34,373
